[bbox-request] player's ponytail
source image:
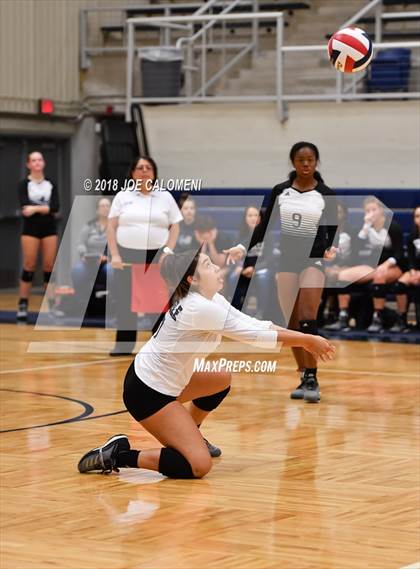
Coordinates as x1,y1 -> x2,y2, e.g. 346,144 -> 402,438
160,250 -> 201,303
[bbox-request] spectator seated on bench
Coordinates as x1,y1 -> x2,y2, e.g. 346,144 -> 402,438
226,205 -> 276,319
327,196 -> 404,334
71,198 -> 113,314
194,215 -> 232,270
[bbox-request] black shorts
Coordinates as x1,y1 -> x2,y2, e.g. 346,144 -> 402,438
22,215 -> 57,239
123,360 -> 176,421
275,255 -> 325,274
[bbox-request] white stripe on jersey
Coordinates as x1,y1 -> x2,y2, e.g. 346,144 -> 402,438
134,292 -> 277,396
278,188 -> 325,237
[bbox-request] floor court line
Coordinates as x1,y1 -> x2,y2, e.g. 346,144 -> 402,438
0,357 -> 131,375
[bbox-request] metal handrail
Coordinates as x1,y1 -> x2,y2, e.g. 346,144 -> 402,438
80,1 -> 263,69
177,0 -> 246,48
341,0 -> 382,29
125,11 -> 285,121
340,0 -> 420,44
81,3 -> 420,122
175,0 -> 251,97
382,11 -> 420,19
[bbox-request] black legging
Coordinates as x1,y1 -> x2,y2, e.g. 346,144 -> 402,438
113,246 -> 160,350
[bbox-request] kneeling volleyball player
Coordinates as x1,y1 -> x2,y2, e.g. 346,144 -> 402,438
78,251 -> 335,479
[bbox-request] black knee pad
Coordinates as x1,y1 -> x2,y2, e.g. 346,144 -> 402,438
371,283 -> 387,299
299,319 -> 318,335
158,447 -> 195,479
393,281 -> 407,295
43,271 -> 54,284
193,386 -> 231,412
21,270 -> 34,283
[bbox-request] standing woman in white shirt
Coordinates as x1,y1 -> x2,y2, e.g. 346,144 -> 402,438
107,156 -> 183,355
78,251 -> 335,479
17,151 -> 60,322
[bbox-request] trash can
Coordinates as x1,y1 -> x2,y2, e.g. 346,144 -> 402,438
139,48 -> 183,98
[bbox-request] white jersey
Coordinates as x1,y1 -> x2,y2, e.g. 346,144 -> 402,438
134,292 -> 278,396
27,179 -> 53,205
278,187 -> 326,238
109,189 -> 183,250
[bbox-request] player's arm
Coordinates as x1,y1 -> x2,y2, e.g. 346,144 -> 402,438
165,222 -> 180,252
34,181 -> 59,215
269,323 -> 335,362
217,296 -> 335,361
224,185 -> 284,264
107,217 -> 124,269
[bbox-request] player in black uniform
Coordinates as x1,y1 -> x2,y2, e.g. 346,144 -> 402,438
17,151 -> 60,321
334,196 -> 404,333
390,205 -> 420,332
225,142 -> 338,403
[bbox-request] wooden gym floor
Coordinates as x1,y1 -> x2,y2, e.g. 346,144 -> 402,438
0,319 -> 419,569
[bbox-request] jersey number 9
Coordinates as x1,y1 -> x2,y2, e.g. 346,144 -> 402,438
292,213 -> 302,228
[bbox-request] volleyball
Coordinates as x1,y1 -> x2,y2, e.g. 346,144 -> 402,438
328,27 -> 373,73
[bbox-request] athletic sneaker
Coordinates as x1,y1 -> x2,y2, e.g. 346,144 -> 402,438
49,307 -> 65,318
303,378 -> 321,403
290,381 -> 306,399
367,312 -> 384,333
78,434 -> 130,474
16,300 -> 28,322
389,314 -> 409,333
291,372 -> 321,403
204,438 -> 222,458
290,371 -> 307,399
324,314 -> 350,332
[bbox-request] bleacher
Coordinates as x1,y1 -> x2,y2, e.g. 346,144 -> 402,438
100,2 -> 310,38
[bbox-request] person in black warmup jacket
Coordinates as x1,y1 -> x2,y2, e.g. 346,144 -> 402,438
17,151 -> 60,322
225,142 -> 338,403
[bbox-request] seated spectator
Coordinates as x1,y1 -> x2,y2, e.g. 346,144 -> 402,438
175,195 -> 199,253
390,205 -> 420,332
194,215 -> 232,268
227,206 -> 275,318
71,198 -> 112,301
323,202 -> 358,330
334,196 -> 404,333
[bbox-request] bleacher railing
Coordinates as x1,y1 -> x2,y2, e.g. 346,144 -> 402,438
124,11 -> 420,122
125,10 -> 276,121
341,0 -> 420,44
79,1 -> 259,70
78,3 -> 420,122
